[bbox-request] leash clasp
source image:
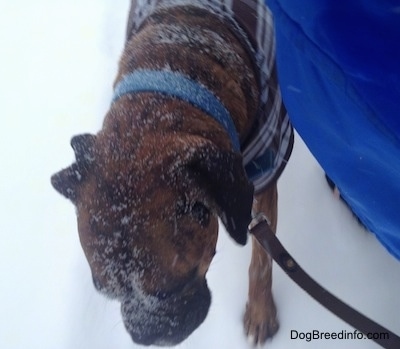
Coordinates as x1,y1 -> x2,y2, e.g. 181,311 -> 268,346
249,212 -> 273,254
250,211 -> 270,228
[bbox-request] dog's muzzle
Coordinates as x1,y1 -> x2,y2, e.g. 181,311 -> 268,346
121,278 -> 211,346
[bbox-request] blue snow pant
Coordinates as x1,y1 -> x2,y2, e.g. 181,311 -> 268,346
268,0 -> 400,259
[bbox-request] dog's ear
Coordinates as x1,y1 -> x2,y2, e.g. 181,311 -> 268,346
51,134 -> 97,202
183,142 -> 254,245
70,133 -> 96,168
51,163 -> 81,202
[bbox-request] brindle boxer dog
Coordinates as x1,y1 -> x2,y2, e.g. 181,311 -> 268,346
51,0 -> 293,346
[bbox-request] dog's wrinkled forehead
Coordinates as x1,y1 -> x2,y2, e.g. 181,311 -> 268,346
64,133 -> 185,207
75,140 -> 187,239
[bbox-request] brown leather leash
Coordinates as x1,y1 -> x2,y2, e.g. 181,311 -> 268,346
249,215 -> 400,349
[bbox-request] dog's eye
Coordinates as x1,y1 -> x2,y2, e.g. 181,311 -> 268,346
191,202 -> 210,227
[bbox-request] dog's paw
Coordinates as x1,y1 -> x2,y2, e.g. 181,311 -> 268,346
243,300 -> 279,346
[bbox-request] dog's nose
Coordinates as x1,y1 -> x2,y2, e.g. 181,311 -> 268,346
121,278 -> 211,346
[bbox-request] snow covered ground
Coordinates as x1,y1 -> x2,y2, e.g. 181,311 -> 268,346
1,1 -> 399,348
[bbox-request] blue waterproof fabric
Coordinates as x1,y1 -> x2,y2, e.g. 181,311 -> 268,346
268,0 -> 400,259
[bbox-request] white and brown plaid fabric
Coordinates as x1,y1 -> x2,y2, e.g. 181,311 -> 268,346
126,0 -> 294,193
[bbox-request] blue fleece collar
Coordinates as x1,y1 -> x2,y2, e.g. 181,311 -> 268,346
112,69 -> 240,152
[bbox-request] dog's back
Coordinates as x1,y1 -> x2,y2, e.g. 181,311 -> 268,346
124,0 -> 293,193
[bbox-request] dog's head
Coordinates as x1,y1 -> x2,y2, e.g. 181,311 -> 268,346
51,131 -> 253,346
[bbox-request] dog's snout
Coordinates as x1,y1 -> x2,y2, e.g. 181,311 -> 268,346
121,278 -> 211,346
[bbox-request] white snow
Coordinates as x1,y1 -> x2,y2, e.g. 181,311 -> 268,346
1,1 -> 399,349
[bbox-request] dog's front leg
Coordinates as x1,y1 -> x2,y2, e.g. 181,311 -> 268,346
244,183 -> 279,345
